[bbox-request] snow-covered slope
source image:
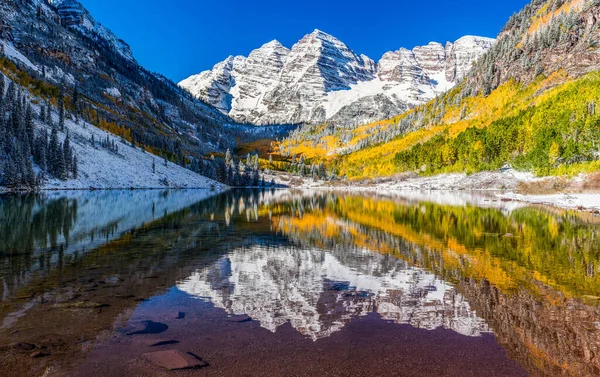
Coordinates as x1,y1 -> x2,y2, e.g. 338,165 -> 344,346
180,31 -> 495,126
40,113 -> 224,190
0,40 -> 39,72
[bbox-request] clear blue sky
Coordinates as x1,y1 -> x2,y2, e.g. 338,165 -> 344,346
79,0 -> 531,82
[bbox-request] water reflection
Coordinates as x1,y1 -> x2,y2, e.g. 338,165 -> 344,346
0,190 -> 218,298
0,189 -> 599,376
180,245 -> 489,340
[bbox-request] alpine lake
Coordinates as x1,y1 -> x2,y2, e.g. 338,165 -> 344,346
1,189 -> 600,377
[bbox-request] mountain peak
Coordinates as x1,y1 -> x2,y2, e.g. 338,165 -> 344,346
181,32 -> 494,125
305,29 -> 340,43
262,39 -> 284,48
256,40 -> 289,53
452,35 -> 496,48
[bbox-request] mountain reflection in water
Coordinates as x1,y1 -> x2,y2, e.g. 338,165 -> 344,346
1,189 -> 599,377
179,245 -> 489,340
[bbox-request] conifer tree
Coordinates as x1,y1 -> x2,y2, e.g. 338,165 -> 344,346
25,103 -> 34,154
0,74 -> 5,99
63,132 -> 72,174
72,155 -> 78,179
58,90 -> 65,131
49,126 -> 59,176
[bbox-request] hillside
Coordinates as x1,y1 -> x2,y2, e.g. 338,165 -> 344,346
0,0 -> 241,158
0,0 -> 286,190
278,0 -> 600,182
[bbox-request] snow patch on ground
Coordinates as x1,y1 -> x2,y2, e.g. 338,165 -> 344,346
498,193 -> 600,211
267,169 -> 536,191
103,87 -> 121,98
0,40 -> 38,72
45,66 -> 76,85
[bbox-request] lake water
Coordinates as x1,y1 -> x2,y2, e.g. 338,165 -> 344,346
1,189 -> 600,376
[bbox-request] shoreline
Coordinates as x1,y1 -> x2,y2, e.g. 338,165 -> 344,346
0,185 -> 228,194
265,169 -> 600,214
2,181 -> 599,215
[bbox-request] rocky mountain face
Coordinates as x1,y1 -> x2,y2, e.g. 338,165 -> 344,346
0,0 -> 237,158
47,0 -> 134,61
180,30 -> 495,126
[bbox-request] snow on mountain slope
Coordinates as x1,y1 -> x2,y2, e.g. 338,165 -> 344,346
0,40 -> 39,72
180,31 -> 495,126
33,106 -> 225,190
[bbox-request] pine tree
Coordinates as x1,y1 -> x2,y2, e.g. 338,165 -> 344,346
56,149 -> 66,180
3,160 -> 17,187
5,82 -> 16,106
25,104 -> 34,154
72,87 -> 79,119
25,158 -> 35,188
58,90 -> 65,131
72,155 -> 78,179
46,102 -> 52,126
0,74 -> 5,100
49,126 -> 59,176
63,132 -> 72,175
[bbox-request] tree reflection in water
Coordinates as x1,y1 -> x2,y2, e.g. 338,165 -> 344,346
1,189 -> 599,377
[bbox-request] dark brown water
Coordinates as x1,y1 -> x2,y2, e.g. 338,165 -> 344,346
1,189 -> 599,376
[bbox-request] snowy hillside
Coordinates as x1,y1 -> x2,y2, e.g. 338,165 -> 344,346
180,31 -> 495,126
41,113 -> 225,190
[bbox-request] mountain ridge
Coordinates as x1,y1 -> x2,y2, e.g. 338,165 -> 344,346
179,30 -> 495,126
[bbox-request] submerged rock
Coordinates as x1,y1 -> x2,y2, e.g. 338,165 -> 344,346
126,320 -> 168,335
142,350 -> 207,370
29,351 -> 49,358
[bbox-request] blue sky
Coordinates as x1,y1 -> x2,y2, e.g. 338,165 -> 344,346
79,0 -> 531,82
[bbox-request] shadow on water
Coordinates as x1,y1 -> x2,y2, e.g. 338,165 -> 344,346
0,189 -> 599,376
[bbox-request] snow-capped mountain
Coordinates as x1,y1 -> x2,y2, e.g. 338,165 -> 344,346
179,245 -> 490,340
180,30 -> 495,126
